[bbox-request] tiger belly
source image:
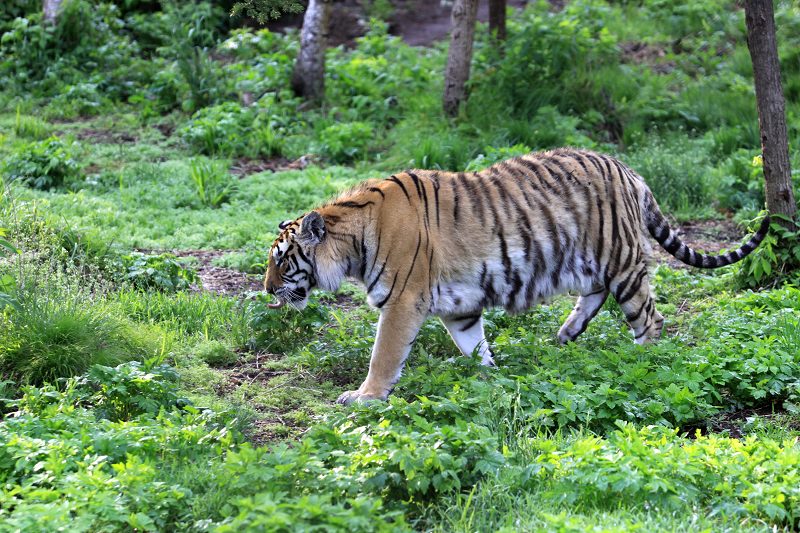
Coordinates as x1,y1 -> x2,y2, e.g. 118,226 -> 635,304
430,253 -> 599,317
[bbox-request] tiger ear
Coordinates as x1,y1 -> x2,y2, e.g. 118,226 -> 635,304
300,211 -> 326,245
278,220 -> 293,230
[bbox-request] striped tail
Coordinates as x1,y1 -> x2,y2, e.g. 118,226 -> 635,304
644,192 -> 770,269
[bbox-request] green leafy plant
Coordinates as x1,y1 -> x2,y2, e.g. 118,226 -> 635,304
180,102 -> 252,155
1,136 -> 82,190
738,213 -> 800,288
189,158 -> 237,208
76,360 -> 182,421
316,121 -> 374,163
123,252 -> 199,292
0,227 -> 19,312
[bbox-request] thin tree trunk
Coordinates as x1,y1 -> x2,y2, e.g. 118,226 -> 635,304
744,0 -> 796,227
43,0 -> 62,24
443,0 -> 479,117
291,0 -> 330,102
489,0 -> 506,42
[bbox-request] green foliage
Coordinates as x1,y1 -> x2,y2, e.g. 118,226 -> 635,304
469,1 -> 621,145
0,227 -> 19,312
13,106 -> 50,139
316,121 -> 375,163
180,102 -> 252,156
738,214 -> 800,289
189,158 -> 237,208
46,82 -> 109,119
230,0 -> 303,24
195,339 -> 238,366
465,143 -> 532,171
246,294 -> 330,352
0,2 -> 142,97
122,252 -> 199,292
76,361 -> 182,421
0,271 -> 161,386
1,136 -> 83,190
621,134 -> 716,214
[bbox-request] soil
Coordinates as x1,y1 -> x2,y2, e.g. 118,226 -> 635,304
682,402 -> 796,439
620,41 -> 676,74
170,249 -> 264,294
230,154 -> 315,177
77,129 -> 138,143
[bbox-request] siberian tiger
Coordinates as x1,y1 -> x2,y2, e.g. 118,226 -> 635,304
264,148 -> 769,404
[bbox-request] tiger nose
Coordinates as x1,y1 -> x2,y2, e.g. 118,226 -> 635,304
265,280 -> 275,294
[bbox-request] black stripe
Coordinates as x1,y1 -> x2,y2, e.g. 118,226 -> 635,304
335,200 -> 374,209
387,175 -> 410,200
432,177 -> 441,227
368,232 -> 382,275
367,261 -> 387,293
664,235 -> 681,255
399,234 -> 422,293
407,171 -> 423,198
368,186 -> 385,198
376,272 -> 399,308
618,268 -> 648,305
458,315 -> 481,332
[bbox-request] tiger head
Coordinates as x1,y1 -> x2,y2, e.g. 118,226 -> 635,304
264,211 -> 326,310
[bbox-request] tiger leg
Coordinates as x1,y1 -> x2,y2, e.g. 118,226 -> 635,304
610,263 -> 664,344
336,298 -> 427,405
440,314 -> 495,366
557,286 -> 609,344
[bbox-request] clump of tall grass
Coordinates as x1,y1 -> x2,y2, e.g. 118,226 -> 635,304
0,263 -> 166,387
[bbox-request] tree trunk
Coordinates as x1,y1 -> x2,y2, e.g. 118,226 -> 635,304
744,0 -> 796,227
291,0 -> 330,102
443,0 -> 479,117
488,0 -> 506,42
43,0 -> 62,24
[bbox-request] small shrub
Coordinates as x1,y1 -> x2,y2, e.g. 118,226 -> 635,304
123,252 -> 199,292
189,158 -> 237,209
180,102 -> 251,156
737,214 -> 800,289
316,121 -> 374,163
1,136 -> 83,190
621,134 -> 716,214
247,294 -> 329,352
76,360 -> 182,421
46,82 -> 108,118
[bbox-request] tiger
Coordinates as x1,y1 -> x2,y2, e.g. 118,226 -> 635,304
264,148 -> 770,405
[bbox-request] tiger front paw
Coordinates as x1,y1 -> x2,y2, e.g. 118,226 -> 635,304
335,389 -> 387,405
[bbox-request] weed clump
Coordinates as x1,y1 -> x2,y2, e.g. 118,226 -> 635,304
0,272 -> 164,386
2,137 -> 83,190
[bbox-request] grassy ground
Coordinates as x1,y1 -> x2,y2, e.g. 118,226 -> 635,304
1,0 -> 800,530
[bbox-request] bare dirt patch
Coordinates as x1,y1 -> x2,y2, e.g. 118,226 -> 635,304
73,128 -> 138,144
230,154 -> 315,177
621,41 -> 676,74
170,249 -> 264,294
